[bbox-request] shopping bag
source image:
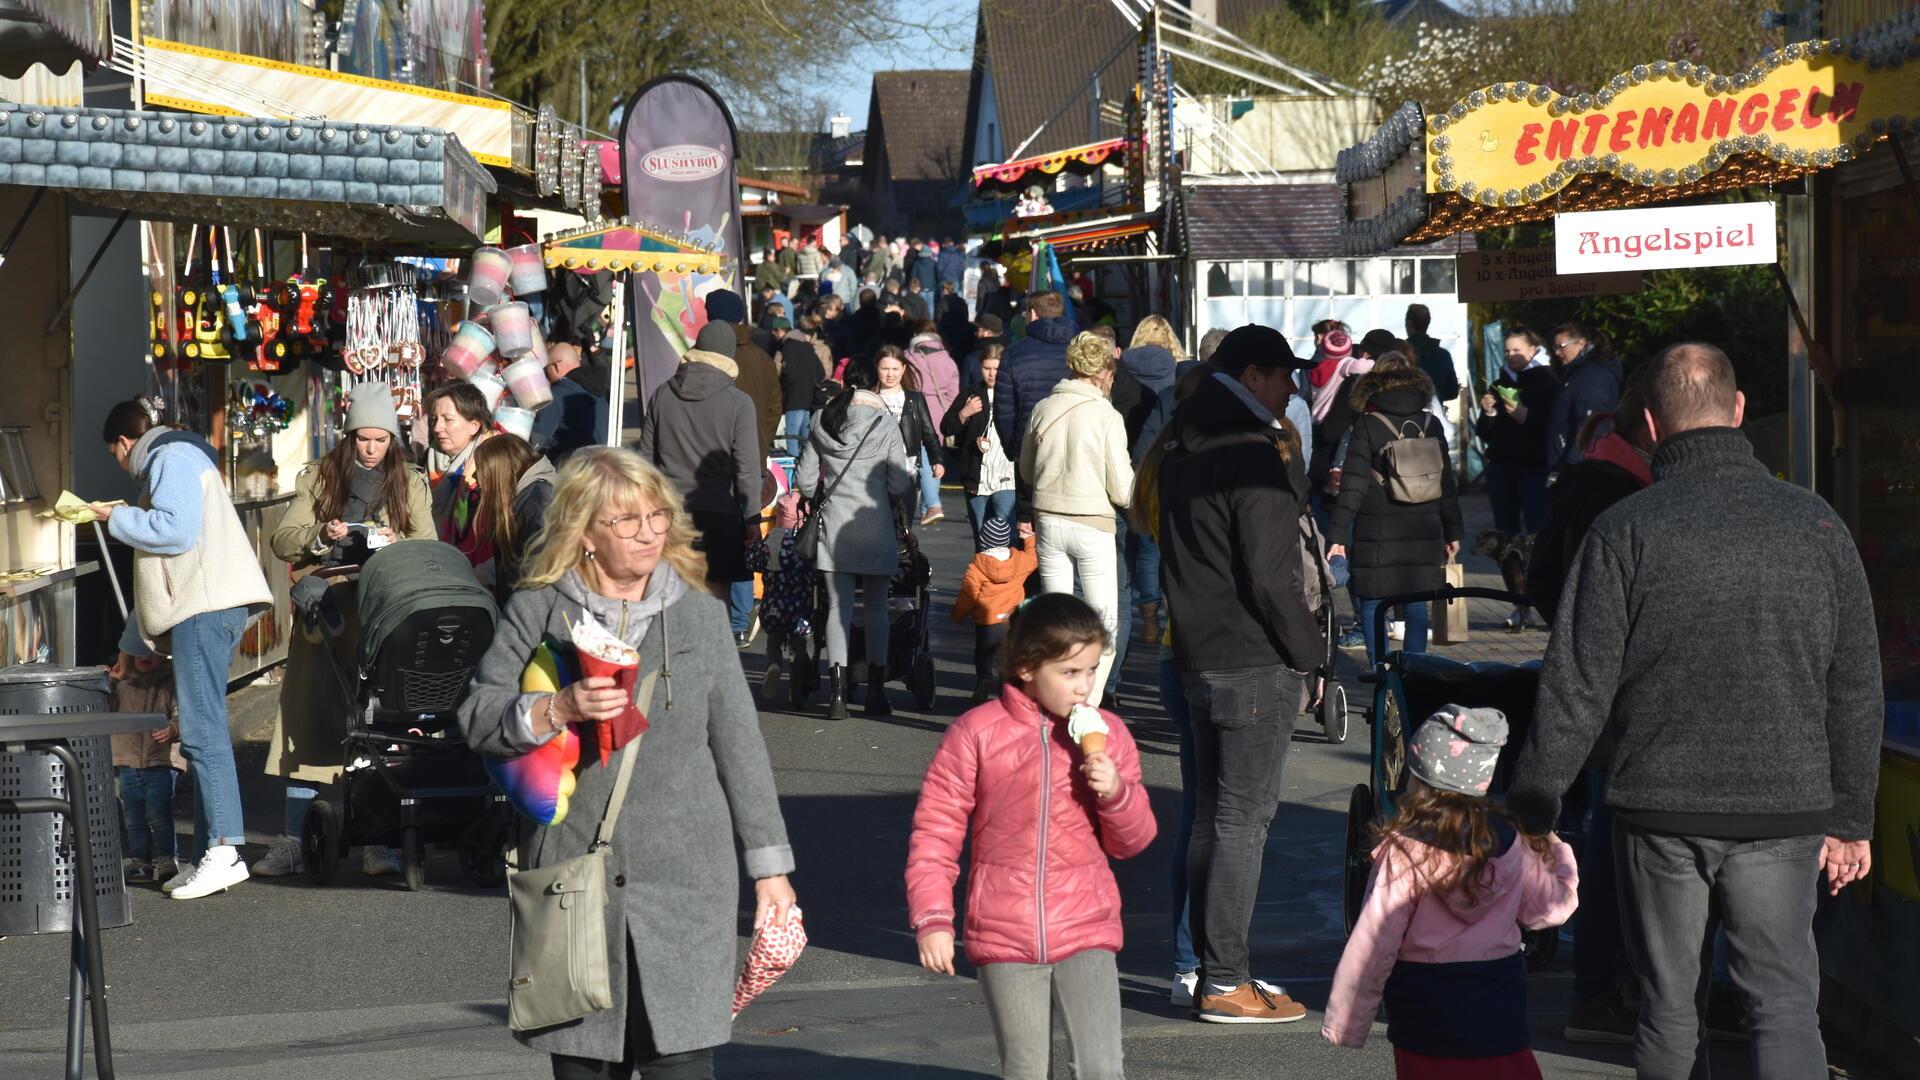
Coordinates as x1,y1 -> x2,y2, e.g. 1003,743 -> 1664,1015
1434,560 -> 1470,644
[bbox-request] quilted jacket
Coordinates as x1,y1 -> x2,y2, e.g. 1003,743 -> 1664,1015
906,684 -> 1157,965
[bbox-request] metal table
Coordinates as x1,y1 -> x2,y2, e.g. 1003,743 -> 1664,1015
0,709 -> 166,1080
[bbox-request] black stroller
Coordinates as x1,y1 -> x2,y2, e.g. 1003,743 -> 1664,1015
808,508 -> 938,711
300,541 -> 508,891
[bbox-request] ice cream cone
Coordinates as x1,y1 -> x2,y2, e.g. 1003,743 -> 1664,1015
1078,732 -> 1108,757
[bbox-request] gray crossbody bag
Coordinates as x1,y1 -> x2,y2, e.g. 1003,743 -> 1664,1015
504,721 -> 644,1031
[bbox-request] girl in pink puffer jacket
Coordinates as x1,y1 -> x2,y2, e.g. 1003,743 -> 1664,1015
906,593 -> 1157,1080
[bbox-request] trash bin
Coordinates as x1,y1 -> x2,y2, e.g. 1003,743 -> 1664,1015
0,665 -> 130,935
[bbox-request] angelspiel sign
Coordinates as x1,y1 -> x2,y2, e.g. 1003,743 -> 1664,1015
1555,202 -> 1777,274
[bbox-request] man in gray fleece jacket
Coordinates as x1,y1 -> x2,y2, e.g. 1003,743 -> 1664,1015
1509,343 -> 1880,1078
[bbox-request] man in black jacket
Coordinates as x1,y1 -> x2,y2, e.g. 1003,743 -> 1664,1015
1509,343 -> 1881,1078
1158,324 -> 1321,1026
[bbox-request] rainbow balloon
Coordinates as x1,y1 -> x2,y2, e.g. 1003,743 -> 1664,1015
484,640 -> 584,825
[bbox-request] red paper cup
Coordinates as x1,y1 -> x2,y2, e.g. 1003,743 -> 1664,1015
575,650 -> 648,761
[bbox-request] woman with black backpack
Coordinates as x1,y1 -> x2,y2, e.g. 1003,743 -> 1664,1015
1326,351 -> 1463,667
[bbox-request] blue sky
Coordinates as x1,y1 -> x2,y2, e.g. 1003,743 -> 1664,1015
830,0 -> 977,129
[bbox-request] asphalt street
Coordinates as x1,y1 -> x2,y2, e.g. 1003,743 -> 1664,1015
0,490 -> 1841,1079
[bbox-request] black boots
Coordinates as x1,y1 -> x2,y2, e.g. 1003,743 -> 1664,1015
827,665 -> 849,721
865,667 -> 892,717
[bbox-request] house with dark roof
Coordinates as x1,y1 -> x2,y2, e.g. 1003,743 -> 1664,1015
862,70 -> 970,238
961,0 -> 1135,169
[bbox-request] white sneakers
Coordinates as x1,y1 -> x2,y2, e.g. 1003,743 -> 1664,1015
168,846 -> 250,900
1172,971 -> 1200,1008
362,845 -> 402,877
252,835 -> 305,877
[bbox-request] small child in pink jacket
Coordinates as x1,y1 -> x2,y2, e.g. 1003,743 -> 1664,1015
1324,706 -> 1579,1080
906,593 -> 1157,1080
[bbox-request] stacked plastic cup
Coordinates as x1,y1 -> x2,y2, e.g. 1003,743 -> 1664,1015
494,405 -> 536,440
469,247 -> 511,306
502,356 -> 553,410
489,301 -> 535,358
468,369 -> 508,412
528,322 -> 549,365
505,243 -> 548,297
442,321 -> 495,378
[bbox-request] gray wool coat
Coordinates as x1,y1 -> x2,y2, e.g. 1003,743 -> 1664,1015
459,565 -> 793,1061
794,393 -> 914,576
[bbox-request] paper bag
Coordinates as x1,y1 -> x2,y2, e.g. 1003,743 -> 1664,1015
1434,560 -> 1470,644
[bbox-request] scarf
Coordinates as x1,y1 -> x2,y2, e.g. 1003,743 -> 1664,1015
430,440 -> 486,563
1584,431 -> 1653,487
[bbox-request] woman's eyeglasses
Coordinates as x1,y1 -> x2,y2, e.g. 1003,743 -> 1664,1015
599,509 -> 673,540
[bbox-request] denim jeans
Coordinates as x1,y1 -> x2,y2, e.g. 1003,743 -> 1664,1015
1036,514 -> 1120,701
1184,664 -> 1305,989
729,579 -> 754,635
172,607 -> 249,848
118,765 -> 175,860
1129,528 -> 1162,609
1616,828 -> 1825,1080
782,408 -> 810,459
1484,461 -> 1550,535
1354,596 -> 1429,669
1160,658 -> 1198,974
917,447 -> 939,514
284,783 -> 318,838
1573,771 -> 1631,999
965,490 -> 1016,550
1105,513 -> 1132,700
977,949 -> 1124,1080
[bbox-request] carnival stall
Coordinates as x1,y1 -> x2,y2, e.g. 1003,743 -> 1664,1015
1335,14 -> 1920,1056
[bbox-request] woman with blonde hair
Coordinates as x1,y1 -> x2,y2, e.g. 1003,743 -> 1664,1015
1019,331 -> 1135,703
468,433 -> 557,604
460,447 -> 796,1079
1120,315 -> 1184,644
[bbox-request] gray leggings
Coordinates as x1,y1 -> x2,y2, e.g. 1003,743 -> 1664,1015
977,949 -> 1124,1080
825,572 -> 889,668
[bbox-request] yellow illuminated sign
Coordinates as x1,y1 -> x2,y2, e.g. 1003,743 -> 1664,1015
1427,40 -> 1920,207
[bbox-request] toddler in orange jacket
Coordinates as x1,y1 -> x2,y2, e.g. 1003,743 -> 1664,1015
950,516 -> 1036,701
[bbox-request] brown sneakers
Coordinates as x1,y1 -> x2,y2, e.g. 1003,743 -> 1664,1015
1196,982 -> 1308,1024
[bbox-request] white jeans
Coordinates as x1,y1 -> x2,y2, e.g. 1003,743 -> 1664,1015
1036,514 -> 1120,702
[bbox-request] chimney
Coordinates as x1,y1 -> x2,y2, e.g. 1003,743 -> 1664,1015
831,113 -> 851,139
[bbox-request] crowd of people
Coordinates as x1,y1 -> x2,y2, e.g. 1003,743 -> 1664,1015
89,232 -> 1884,1080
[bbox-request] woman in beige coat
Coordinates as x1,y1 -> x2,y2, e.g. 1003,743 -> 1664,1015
1018,332 -> 1134,701
256,387 -> 433,879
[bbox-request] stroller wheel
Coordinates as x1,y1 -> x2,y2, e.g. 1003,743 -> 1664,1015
458,819 -> 508,886
910,653 -> 937,711
1342,783 -> 1375,936
400,825 -> 426,892
1320,681 -> 1349,744
303,801 -> 340,886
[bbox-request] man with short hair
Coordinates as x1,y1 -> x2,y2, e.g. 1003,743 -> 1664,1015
1404,303 -> 1460,406
960,313 -> 1004,388
1158,324 -> 1322,1025
936,236 -> 965,291
903,276 -> 931,324
752,248 -> 787,298
992,290 -> 1077,464
1510,343 -> 1881,1078
529,341 -> 608,464
704,289 -> 781,645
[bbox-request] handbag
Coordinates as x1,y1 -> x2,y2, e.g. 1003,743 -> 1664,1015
504,729 -> 643,1032
1434,559 -> 1471,645
793,414 -> 881,563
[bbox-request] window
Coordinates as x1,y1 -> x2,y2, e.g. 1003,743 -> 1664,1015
1254,261 -> 1288,296
1292,261 -> 1326,296
1206,261 -> 1244,298
1391,258 -> 1417,294
1353,259 -> 1392,295
1302,260 -> 1352,295
1420,258 -> 1457,295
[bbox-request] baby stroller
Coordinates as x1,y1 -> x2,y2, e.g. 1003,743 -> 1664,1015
809,506 -> 938,711
1341,583 -> 1562,968
1300,512 -> 1349,744
301,541 -> 507,891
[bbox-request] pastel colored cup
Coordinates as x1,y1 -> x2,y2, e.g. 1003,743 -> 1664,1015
441,320 -> 495,378
506,243 -> 548,297
503,356 -> 553,410
528,322 -> 549,365
468,370 -> 508,412
468,246 -> 511,306
494,405 -> 536,441
489,301 -> 535,358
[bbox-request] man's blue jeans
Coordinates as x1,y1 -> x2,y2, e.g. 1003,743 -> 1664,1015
171,607 -> 249,849
782,408 -> 809,459
118,766 -> 176,860
1160,658 -> 1199,974
1105,512 -> 1133,700
965,490 -> 1015,550
1129,529 -> 1162,609
1354,597 -> 1429,669
730,579 -> 754,635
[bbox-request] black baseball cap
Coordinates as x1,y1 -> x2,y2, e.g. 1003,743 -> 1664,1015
1210,325 -> 1313,376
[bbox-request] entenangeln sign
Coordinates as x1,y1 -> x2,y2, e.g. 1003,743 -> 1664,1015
1555,202 -> 1778,274
1427,42 -> 1920,205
